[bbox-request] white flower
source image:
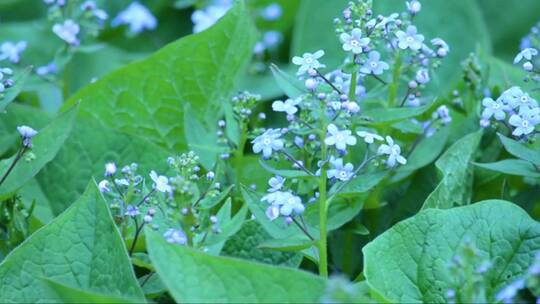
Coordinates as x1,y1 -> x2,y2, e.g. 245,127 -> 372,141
53,20 -> 80,45
272,98 -> 301,115
378,136 -> 407,167
191,4 -> 230,33
514,48 -> 538,64
112,2 -> 157,34
17,125 -> 38,139
98,180 -> 110,193
327,157 -> 354,181
150,170 -> 172,193
396,25 -> 424,51
0,41 -> 27,64
324,124 -> 357,151
104,162 -> 117,176
292,50 -> 325,75
252,128 -> 284,158
356,130 -> 383,144
340,28 -> 370,54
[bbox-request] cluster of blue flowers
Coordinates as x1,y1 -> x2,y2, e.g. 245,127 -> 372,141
479,22 -> 540,139
333,0 -> 449,107
249,0 -> 453,224
99,151 -> 227,249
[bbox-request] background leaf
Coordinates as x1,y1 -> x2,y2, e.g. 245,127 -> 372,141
146,229 -> 326,303
364,200 -> 540,303
0,182 -> 144,302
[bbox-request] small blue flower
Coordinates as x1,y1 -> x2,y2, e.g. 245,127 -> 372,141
252,129 -> 284,158
261,3 -> 282,21
509,107 -> 540,136
434,105 -> 452,125
327,157 -> 354,181
360,51 -> 389,75
17,125 -> 38,139
272,98 -> 300,115
268,176 -> 285,192
262,191 -> 304,220
431,38 -> 450,57
262,31 -> 282,48
324,124 -> 357,151
125,204 -> 140,217
98,180 -> 110,193
104,162 -> 117,176
0,41 -> 27,64
482,97 -> 507,120
356,130 -> 383,144
514,48 -> 538,64
378,136 -> 407,167
340,28 -> 370,54
112,2 -> 157,34
36,62 -> 57,76
292,50 -> 326,75
406,0 -> 421,15
396,25 -> 424,51
191,4 -> 230,33
53,20 -> 80,45
415,69 -> 430,84
164,228 -> 187,245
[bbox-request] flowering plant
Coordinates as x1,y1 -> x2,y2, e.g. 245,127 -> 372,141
1,0 -> 540,303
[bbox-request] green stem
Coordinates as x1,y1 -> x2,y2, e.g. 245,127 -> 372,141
62,61 -> 71,102
348,70 -> 358,102
234,122 -> 248,196
388,53 -> 402,107
318,126 -> 329,278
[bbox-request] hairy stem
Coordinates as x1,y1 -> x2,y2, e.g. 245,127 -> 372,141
0,146 -> 27,188
318,124 -> 329,278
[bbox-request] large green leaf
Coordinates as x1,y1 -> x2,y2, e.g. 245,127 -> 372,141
0,105 -> 77,197
146,229 -> 326,303
363,200 -> 540,303
0,182 -> 144,302
223,220 -> 303,267
35,120 -> 171,216
422,130 -> 483,209
41,279 -> 139,304
63,1 -> 257,152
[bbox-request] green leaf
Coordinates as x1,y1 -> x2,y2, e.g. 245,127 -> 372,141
41,279 -> 139,304
184,105 -> 221,169
34,120 -> 171,216
363,104 -> 433,124
259,159 -> 311,178
331,171 -> 387,197
292,0 -> 347,69
146,229 -> 326,303
498,133 -> 540,166
0,182 -> 144,302
422,130 -> 482,209
0,105 -> 77,197
0,67 -> 31,113
392,127 -> 450,182
222,221 -> 303,267
63,1 -> 257,152
258,237 -> 316,252
474,159 -> 540,178
199,184 -> 234,209
363,200 -> 540,303
202,199 -> 248,249
270,64 -> 306,99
